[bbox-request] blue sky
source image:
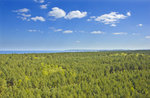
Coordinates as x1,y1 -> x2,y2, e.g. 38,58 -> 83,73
0,0 -> 150,50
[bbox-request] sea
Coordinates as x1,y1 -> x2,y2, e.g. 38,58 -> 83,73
0,51 -> 63,54
0,50 -> 103,54
0,49 -> 144,54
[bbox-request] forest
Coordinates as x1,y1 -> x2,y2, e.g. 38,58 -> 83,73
0,50 -> 150,98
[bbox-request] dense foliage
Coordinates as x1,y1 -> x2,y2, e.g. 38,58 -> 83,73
0,50 -> 150,98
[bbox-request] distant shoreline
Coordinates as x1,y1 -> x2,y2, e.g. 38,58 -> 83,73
0,49 -> 150,54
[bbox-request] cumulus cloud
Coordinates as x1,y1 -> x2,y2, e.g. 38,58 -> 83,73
88,12 -> 131,26
137,24 -> 143,27
40,4 -> 48,9
31,16 -> 45,22
91,31 -> 104,34
48,7 -> 87,20
34,0 -> 44,3
112,32 -> 127,35
63,30 -> 73,34
48,7 -> 66,18
13,8 -> 29,13
95,12 -> 127,25
145,36 -> 150,39
65,10 -> 87,19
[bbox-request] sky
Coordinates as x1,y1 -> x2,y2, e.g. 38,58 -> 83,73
0,0 -> 150,50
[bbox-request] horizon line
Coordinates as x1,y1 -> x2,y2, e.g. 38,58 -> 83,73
0,48 -> 150,51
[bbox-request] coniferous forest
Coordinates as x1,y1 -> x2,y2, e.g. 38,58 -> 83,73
0,50 -> 150,98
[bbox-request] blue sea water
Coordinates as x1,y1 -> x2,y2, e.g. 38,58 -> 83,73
0,49 -> 143,54
0,51 -> 63,54
0,50 -> 101,54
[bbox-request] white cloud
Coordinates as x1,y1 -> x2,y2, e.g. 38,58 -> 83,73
137,24 -> 143,27
65,10 -> 87,19
87,16 -> 96,21
13,8 -> 29,13
63,30 -> 73,34
127,12 -> 131,16
95,12 -> 127,25
28,29 -> 40,32
48,7 -> 87,20
28,29 -> 43,33
88,12 -> 130,26
48,7 -> 66,18
54,29 -> 62,32
49,27 -> 63,32
19,14 -> 31,21
111,24 -> 116,27
13,8 -> 31,21
34,0 -> 44,3
145,36 -> 150,39
87,19 -> 91,21
112,32 -> 127,35
90,16 -> 96,19
21,13 -> 31,17
91,31 -> 104,34
40,4 -> 48,9
31,16 -> 45,22
17,13 -> 31,21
